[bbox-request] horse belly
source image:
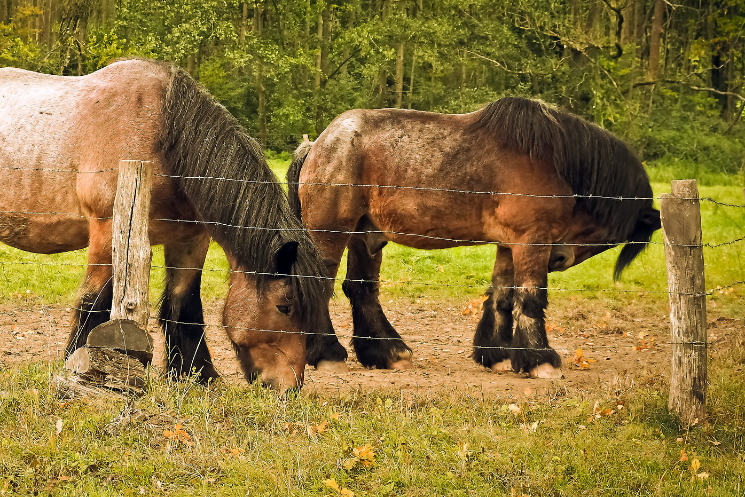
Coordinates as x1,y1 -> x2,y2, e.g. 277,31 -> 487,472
368,191 -> 487,249
0,213 -> 88,253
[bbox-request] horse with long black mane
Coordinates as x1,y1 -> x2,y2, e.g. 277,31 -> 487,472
0,59 -> 329,391
288,97 -> 661,378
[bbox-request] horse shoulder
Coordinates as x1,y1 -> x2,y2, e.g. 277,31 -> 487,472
484,152 -> 576,242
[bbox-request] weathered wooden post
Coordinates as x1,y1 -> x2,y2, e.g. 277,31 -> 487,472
60,160 -> 154,398
111,160 -> 153,326
660,179 -> 707,425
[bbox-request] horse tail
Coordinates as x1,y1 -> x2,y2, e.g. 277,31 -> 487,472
287,138 -> 313,219
613,208 -> 661,280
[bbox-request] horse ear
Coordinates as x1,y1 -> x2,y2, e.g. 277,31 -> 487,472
273,241 -> 298,276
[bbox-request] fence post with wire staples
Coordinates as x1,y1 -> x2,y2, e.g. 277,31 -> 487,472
660,179 -> 707,426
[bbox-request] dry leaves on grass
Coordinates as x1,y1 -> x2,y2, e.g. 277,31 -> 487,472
163,423 -> 192,445
310,420 -> 328,436
680,452 -> 710,481
519,420 -> 540,433
323,478 -> 354,496
634,333 -> 656,351
545,321 -> 565,335
590,401 -> 624,421
570,348 -> 596,370
222,447 -> 244,458
283,418 -> 332,437
343,444 -> 376,470
461,295 -> 489,319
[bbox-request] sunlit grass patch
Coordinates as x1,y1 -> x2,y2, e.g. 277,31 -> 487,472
1,357 -> 744,496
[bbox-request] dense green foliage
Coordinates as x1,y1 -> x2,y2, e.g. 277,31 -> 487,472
1,0 -> 744,174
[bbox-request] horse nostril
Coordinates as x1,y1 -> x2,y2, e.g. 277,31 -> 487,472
550,255 -> 566,267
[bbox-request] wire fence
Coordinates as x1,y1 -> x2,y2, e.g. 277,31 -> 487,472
0,164 -> 743,373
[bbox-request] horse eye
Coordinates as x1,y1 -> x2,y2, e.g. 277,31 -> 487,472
276,304 -> 291,315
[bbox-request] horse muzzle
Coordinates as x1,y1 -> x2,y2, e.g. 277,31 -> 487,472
548,245 -> 575,271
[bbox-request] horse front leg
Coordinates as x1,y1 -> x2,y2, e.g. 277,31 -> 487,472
65,219 -> 113,357
159,235 -> 218,383
509,244 -> 562,378
344,234 -> 411,369
473,245 -> 514,371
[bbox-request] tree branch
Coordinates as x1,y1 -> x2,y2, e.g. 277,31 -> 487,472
633,80 -> 745,102
323,48 -> 361,84
464,49 -> 564,76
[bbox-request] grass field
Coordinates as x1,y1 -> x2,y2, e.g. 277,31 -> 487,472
0,346 -> 744,496
0,160 -> 744,496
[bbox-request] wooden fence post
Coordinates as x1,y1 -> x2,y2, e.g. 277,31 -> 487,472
59,160 -> 154,398
660,179 -> 707,425
111,160 -> 153,326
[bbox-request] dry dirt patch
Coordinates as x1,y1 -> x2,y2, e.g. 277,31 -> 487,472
0,296 -> 739,401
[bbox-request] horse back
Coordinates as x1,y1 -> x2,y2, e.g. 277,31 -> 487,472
0,60 -> 188,253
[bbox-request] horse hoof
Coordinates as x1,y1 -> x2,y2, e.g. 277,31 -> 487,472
529,363 -> 564,379
490,359 -> 513,373
389,358 -> 412,370
316,360 -> 348,373
389,349 -> 412,369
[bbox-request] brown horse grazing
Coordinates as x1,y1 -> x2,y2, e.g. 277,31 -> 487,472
288,98 -> 660,378
0,59 -> 328,391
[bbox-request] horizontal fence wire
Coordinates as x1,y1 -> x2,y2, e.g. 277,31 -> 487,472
2,208 -> 744,248
1,165 -> 744,207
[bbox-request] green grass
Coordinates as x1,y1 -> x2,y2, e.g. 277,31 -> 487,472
1,345 -> 744,496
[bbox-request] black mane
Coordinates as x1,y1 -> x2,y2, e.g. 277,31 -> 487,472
469,97 -> 657,277
157,64 -> 329,330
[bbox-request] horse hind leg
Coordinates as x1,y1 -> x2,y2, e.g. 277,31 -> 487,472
65,219 -> 113,357
344,229 -> 412,369
472,245 -> 514,372
159,235 -> 218,383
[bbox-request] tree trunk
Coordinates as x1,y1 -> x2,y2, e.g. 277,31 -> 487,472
240,2 -> 247,43
254,2 -> 267,144
647,0 -> 664,80
77,14 -> 87,75
314,10 -> 322,91
395,42 -> 404,108
44,0 -> 52,44
621,0 -> 634,43
321,6 -> 330,85
408,47 -> 415,109
313,7 -> 323,134
585,0 -> 602,40
376,0 -> 389,108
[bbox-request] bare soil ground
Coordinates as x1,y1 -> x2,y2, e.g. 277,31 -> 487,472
0,295 -> 741,401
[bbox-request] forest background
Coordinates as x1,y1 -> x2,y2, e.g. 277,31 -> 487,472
1,0 -> 744,181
